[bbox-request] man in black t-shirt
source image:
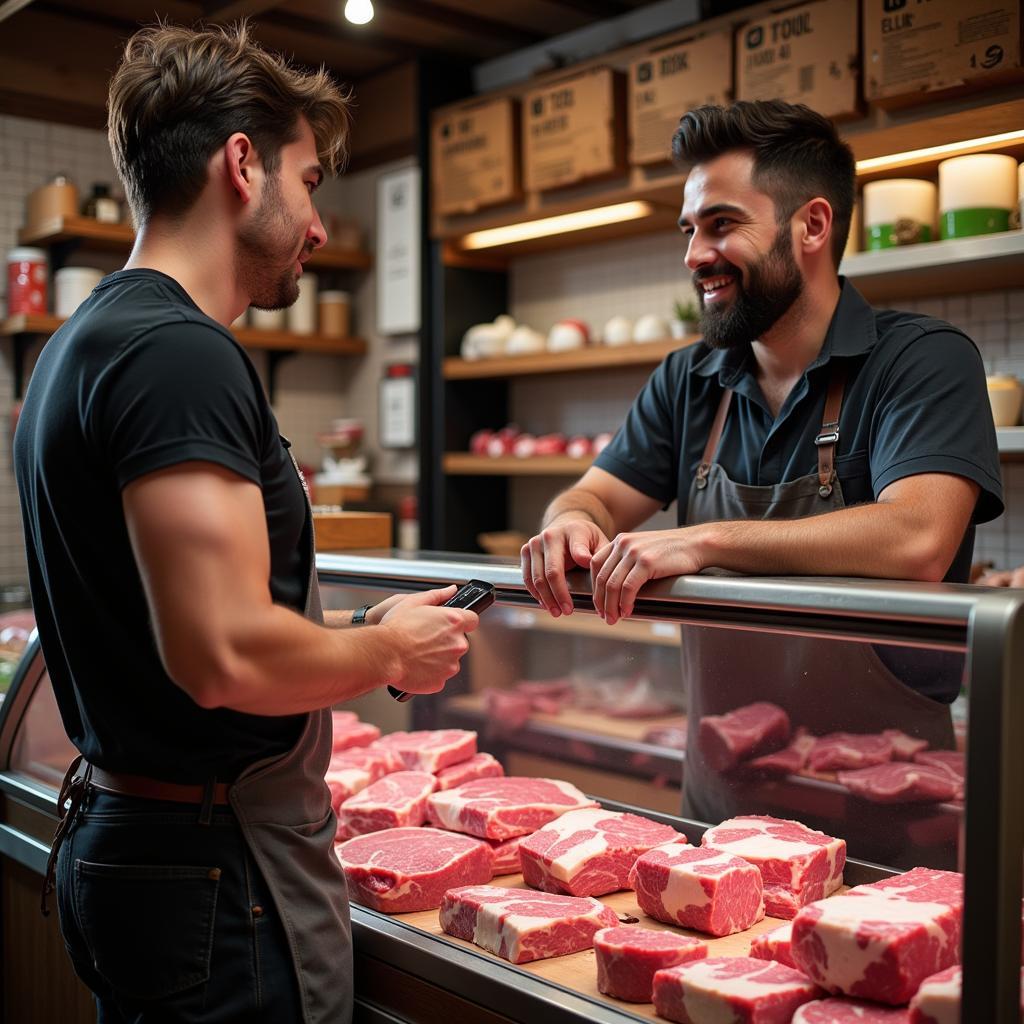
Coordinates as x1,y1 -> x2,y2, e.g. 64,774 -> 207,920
14,23 -> 473,1024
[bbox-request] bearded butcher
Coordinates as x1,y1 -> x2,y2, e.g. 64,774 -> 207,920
520,100 -> 1002,844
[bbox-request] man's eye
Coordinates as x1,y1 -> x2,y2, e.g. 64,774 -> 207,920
306,182 -> 317,194
681,226 -> 694,238
713,217 -> 732,230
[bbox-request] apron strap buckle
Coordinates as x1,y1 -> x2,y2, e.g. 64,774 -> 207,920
814,425 -> 840,446
695,462 -> 710,489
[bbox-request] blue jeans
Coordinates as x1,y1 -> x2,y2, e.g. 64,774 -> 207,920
57,789 -> 303,1023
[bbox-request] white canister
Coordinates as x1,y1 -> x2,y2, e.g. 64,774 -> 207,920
862,179 -> 936,250
938,153 -> 1018,239
287,273 -> 318,335
249,307 -> 286,331
54,267 -> 103,318
319,290 -> 351,338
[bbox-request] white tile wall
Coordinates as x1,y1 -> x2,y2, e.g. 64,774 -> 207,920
0,114 -> 410,585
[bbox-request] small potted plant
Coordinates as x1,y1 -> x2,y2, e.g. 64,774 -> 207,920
671,299 -> 699,339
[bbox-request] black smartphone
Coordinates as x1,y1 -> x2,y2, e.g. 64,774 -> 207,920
386,580 -> 496,702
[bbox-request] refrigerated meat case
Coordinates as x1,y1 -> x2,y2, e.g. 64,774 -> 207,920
0,551 -> 1021,1023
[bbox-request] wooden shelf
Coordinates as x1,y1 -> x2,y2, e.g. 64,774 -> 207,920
444,453 -> 594,476
0,313 -> 64,337
16,215 -> 372,270
841,230 -> 1024,302
443,337 -> 691,380
235,328 -> 366,354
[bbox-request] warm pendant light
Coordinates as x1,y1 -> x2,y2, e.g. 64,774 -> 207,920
344,0 -> 374,25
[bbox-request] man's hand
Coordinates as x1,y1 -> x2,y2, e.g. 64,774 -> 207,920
521,516 -> 610,617
379,589 -> 478,695
364,585 -> 458,625
591,528 -> 704,624
977,565 -> 1024,588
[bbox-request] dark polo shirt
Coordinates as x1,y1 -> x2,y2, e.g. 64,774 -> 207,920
595,278 -> 1003,585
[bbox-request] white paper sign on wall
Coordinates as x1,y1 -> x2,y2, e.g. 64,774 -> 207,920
376,166 -> 421,335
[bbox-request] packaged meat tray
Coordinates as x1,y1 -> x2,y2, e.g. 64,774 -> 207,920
594,926 -> 707,1003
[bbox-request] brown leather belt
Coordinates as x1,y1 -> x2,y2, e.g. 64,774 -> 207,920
89,765 -> 232,805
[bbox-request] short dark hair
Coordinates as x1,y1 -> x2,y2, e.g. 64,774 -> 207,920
672,100 -> 856,267
108,21 -> 353,225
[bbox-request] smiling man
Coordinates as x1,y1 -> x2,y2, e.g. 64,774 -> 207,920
521,100 -> 1002,832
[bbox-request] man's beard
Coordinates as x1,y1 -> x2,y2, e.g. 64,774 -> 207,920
237,172 -> 304,311
696,227 -> 804,350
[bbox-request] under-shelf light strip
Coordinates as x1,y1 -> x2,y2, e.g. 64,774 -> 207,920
856,129 -> 1024,173
461,201 -> 654,250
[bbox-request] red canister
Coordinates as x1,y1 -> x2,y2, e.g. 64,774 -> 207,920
6,247 -> 48,316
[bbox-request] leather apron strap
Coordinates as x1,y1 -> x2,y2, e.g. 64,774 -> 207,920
695,389 -> 733,491
814,362 -> 848,499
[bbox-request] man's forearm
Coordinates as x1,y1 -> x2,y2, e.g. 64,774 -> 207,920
542,487 -> 617,539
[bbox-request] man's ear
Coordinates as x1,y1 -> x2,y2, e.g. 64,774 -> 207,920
797,197 -> 834,257
224,132 -> 257,204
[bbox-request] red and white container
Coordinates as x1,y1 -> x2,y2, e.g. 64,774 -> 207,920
6,247 -> 48,316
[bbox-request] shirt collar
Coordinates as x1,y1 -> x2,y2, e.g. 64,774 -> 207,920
692,278 -> 878,386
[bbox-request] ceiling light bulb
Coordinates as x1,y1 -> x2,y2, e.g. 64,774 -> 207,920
345,0 -> 374,24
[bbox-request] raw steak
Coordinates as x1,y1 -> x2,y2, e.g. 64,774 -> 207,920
630,845 -> 765,937
912,750 -> 965,800
325,765 -> 372,815
808,733 -> 894,772
698,702 -> 790,771
883,729 -> 929,761
372,729 -> 477,773
642,725 -> 687,750
908,965 -> 1024,1023
329,744 -> 404,780
331,710 -> 358,728
336,827 -> 493,913
750,922 -> 797,968
484,688 -> 533,732
838,763 -> 958,804
483,834 -> 529,875
747,729 -> 816,775
702,816 -> 846,920
795,998 -> 911,1022
434,752 -> 504,791
339,771 -> 438,837
332,719 -> 381,752
652,956 -> 821,1024
426,777 -> 598,840
594,926 -> 707,1003
519,807 -> 683,897
791,866 -> 963,1005
439,884 -> 617,964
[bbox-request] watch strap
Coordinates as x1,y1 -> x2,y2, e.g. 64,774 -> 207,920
351,604 -> 373,626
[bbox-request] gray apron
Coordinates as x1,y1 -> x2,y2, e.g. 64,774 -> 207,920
681,365 -> 955,862
227,440 -> 352,1024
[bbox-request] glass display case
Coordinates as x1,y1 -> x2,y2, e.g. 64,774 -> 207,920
1,551 -> 1021,1023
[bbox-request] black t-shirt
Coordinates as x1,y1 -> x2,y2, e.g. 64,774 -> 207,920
14,269 -> 309,783
595,278 -> 1004,584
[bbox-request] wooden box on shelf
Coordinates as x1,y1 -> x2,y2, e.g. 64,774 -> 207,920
312,511 -> 391,552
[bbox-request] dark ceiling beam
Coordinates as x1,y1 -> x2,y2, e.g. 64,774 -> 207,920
0,0 -> 36,23
33,1 -> 142,35
543,0 -> 633,18
203,0 -> 281,20
385,0 -> 544,49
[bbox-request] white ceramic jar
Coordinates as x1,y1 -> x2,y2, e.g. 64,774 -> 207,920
54,266 -> 103,317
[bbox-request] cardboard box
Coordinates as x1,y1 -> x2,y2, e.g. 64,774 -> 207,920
431,97 -> 520,216
735,0 -> 860,120
522,68 -> 626,192
629,32 -> 733,166
863,0 -> 1022,106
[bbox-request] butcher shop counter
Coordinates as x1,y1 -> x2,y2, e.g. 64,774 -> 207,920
0,552 -> 1021,1023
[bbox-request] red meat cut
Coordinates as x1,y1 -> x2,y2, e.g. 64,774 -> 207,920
483,833 -> 529,875
329,744 -> 404,779
426,776 -> 598,840
594,926 -> 707,1003
701,816 -> 846,920
331,719 -> 381,752
698,702 -> 790,771
439,884 -> 618,964
794,998 -> 911,1022
883,729 -> 929,761
336,826 -> 493,913
838,762 -> 958,804
630,844 -> 765,937
372,729 -> 477,773
747,728 -> 816,775
519,807 -> 683,897
652,956 -> 821,1024
338,770 -> 437,837
791,866 -> 963,1005
749,922 -> 797,968
483,688 -> 533,732
808,733 -> 894,772
325,765 -> 372,815
434,752 -> 504,790
908,965 -> 1024,1023
912,750 -> 965,800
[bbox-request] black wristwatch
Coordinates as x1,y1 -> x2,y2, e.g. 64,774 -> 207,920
351,604 -> 373,626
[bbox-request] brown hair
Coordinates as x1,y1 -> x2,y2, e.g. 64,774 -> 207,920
107,20 -> 353,225
672,101 -> 856,268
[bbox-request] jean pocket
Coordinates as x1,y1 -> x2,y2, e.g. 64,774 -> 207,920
73,860 -> 220,1000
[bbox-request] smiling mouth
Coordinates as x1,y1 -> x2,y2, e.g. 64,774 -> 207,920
697,274 -> 737,302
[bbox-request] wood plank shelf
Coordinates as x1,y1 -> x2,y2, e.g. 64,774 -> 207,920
444,453 -> 594,476
443,338 -> 691,380
17,215 -> 372,270
0,313 -> 65,337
